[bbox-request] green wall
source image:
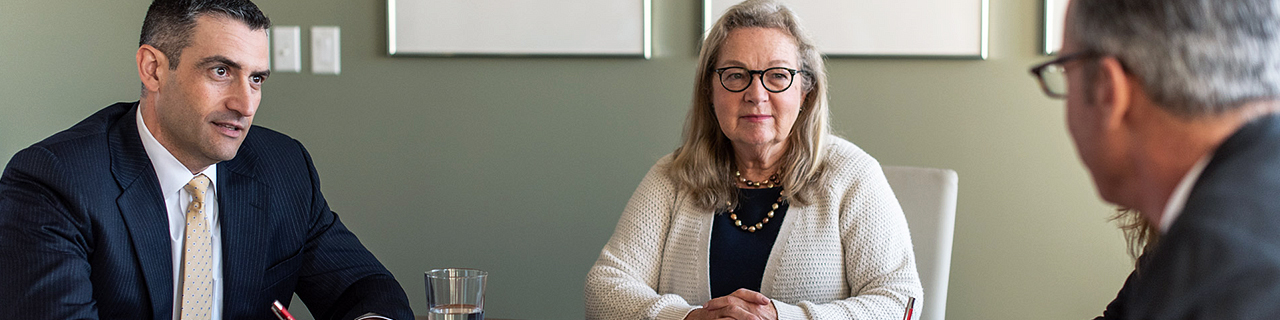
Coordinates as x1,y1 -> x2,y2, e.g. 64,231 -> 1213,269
1,1 -> 1133,319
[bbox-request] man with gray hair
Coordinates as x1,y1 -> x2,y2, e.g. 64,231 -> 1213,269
1029,0 -> 1280,318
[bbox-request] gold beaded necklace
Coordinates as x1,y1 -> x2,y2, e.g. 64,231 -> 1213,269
725,190 -> 784,233
726,170 -> 784,232
735,171 -> 780,188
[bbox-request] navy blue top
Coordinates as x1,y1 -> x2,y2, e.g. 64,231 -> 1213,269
709,187 -> 789,298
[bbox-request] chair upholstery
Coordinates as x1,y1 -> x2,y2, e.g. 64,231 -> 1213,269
882,166 -> 958,320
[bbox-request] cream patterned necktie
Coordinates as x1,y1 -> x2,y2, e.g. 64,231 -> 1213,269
180,174 -> 213,320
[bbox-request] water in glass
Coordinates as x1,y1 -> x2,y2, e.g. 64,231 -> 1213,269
429,303 -> 483,320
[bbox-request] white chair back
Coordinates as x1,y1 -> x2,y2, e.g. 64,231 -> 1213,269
883,166 -> 958,320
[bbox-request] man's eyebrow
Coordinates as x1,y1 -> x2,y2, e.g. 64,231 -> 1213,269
197,55 -> 241,70
198,55 -> 269,78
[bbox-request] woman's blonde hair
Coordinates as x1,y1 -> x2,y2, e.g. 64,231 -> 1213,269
1111,208 -> 1160,266
666,0 -> 830,211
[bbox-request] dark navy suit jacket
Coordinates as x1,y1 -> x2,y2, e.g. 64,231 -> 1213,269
0,102 -> 413,320
1095,114 -> 1280,319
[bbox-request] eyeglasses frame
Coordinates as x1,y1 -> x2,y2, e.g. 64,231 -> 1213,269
713,66 -> 807,93
1028,50 -> 1103,99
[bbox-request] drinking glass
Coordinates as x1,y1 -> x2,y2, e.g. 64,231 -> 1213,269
425,268 -> 487,320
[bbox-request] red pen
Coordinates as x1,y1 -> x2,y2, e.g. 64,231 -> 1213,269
902,297 -> 915,320
271,300 -> 298,320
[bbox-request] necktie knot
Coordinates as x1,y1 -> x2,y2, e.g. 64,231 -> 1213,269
185,174 -> 211,206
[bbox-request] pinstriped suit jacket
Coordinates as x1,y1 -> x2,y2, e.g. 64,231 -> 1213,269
0,102 -> 413,320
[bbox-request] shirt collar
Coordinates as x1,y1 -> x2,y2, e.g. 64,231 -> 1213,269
1159,155 -> 1210,232
136,106 -> 218,196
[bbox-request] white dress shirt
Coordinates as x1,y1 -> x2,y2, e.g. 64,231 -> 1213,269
1159,155 -> 1211,233
136,109 -> 225,320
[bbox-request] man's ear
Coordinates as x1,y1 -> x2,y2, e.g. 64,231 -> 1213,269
1092,57 -> 1133,130
137,44 -> 168,94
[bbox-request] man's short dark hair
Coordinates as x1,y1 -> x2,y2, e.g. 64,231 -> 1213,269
139,0 -> 271,70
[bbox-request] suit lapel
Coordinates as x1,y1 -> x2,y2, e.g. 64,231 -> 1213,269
218,151 -> 269,316
108,103 -> 174,319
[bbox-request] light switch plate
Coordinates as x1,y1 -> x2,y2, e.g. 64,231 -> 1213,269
272,26 -> 301,72
311,26 -> 340,75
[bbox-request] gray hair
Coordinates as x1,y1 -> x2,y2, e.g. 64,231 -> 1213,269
1069,0 -> 1280,117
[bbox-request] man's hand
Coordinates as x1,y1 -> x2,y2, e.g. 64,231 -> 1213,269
684,289 -> 778,320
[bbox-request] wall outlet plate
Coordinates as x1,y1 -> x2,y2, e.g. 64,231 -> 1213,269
311,26 -> 340,75
272,26 -> 301,72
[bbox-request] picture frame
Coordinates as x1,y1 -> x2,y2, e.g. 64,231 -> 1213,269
388,0 -> 652,58
704,0 -> 988,59
1043,0 -> 1069,55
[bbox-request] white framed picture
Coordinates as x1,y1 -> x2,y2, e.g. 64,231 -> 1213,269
704,0 -> 989,59
1043,0 -> 1069,55
389,0 -> 651,58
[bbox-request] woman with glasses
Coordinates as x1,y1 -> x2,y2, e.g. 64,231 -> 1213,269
585,1 -> 922,319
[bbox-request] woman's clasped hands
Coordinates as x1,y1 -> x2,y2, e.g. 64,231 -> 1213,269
685,289 -> 778,320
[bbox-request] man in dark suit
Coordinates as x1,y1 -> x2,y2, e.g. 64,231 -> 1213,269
0,1 -> 413,319
1029,0 -> 1280,319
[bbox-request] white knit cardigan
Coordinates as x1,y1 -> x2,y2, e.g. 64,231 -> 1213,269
585,136 -> 923,320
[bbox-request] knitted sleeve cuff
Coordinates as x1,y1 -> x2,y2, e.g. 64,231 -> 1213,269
773,299 -> 807,320
658,304 -> 699,320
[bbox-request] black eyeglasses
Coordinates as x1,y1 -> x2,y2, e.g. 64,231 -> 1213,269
714,67 -> 806,93
1028,51 -> 1102,99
